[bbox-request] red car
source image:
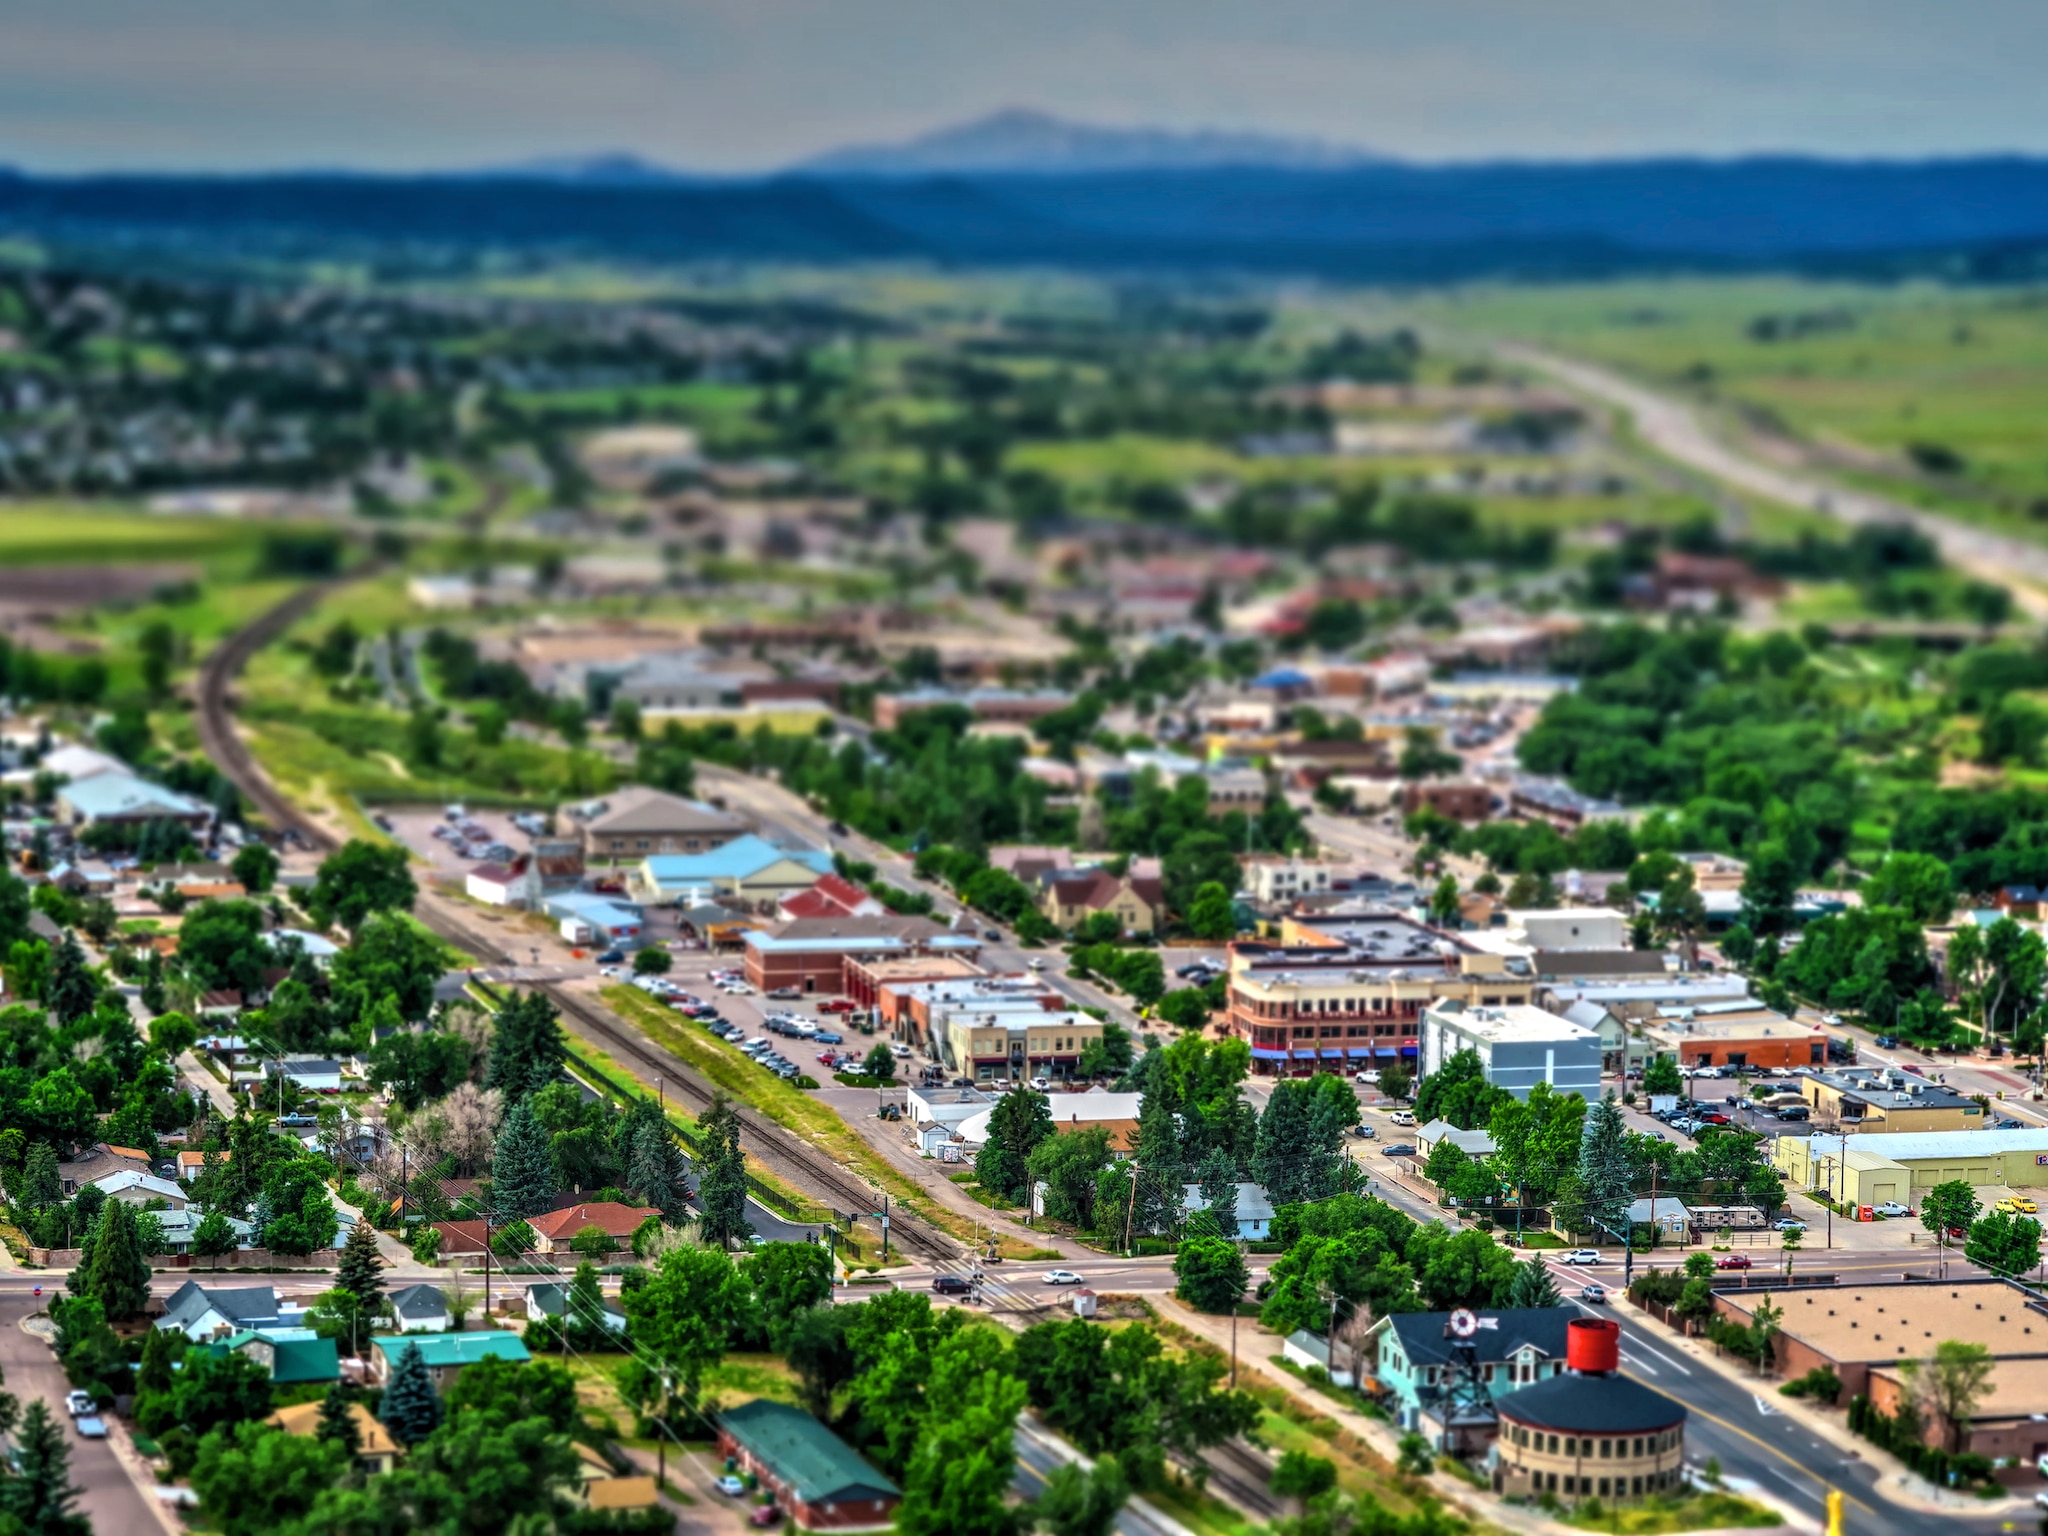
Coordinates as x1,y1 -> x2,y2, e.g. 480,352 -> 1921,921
1715,1254 -> 1753,1271
1698,1112 -> 1732,1125
818,1000 -> 857,1014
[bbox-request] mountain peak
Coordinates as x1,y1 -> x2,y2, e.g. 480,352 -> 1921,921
796,108 -> 1384,177
474,152 -> 692,186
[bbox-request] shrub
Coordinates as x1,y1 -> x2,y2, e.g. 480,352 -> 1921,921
1780,1366 -> 1841,1401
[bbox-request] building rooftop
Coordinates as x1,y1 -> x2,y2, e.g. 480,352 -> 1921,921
59,771 -> 207,821
640,835 -> 832,883
1493,1371 -> 1686,1434
1869,1357 -> 2048,1422
370,1331 -> 532,1368
1798,1067 -> 1981,1113
1427,1001 -> 1599,1046
719,1398 -> 900,1506
1382,1308 -> 1577,1369
1720,1282 -> 2048,1362
1783,1128 -> 2048,1162
576,786 -> 745,837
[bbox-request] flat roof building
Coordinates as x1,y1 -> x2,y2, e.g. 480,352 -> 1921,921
1774,1128 -> 2048,1206
943,1009 -> 1102,1083
1797,1066 -> 1985,1134
1421,1000 -> 1602,1102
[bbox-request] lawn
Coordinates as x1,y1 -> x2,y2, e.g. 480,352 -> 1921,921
1553,1489 -> 1782,1532
0,502 -> 271,568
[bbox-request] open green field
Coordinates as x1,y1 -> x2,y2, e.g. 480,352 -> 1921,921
0,502 -> 272,568
1415,278 -> 2048,533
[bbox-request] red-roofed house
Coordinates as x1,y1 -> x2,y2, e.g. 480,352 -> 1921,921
778,873 -> 885,923
466,861 -> 526,907
529,1201 -> 661,1255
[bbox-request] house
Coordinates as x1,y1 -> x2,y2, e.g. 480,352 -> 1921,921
572,786 -> 748,864
92,1169 -> 190,1210
56,1142 -> 150,1196
716,1398 -> 902,1531
526,1282 -> 627,1335
777,874 -> 885,923
156,1281 -> 281,1341
631,835 -> 835,907
269,1399 -> 403,1477
1040,869 -> 1164,937
465,862 -> 525,908
53,770 -> 211,831
1369,1307 -> 1577,1431
1420,1001 -> 1602,1102
1178,1181 -> 1278,1240
387,1283 -> 451,1334
150,1207 -> 254,1255
1415,1121 -> 1498,1161
428,1219 -> 492,1258
203,1329 -> 340,1385
1283,1330 -> 1354,1388
368,1331 -> 531,1390
528,1201 -> 660,1256
566,1442 -> 660,1515
263,1057 -> 344,1095
173,1151 -> 210,1183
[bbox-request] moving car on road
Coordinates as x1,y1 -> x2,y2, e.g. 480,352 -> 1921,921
1716,1254 -> 1754,1270
1579,1284 -> 1608,1304
1042,1269 -> 1084,1285
932,1275 -> 971,1295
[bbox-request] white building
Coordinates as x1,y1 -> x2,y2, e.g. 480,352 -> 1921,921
1179,1181 -> 1278,1240
1420,1000 -> 1602,1102
1506,908 -> 1630,951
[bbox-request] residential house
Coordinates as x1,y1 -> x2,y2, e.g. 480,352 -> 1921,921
777,874 -> 885,922
55,1142 -> 149,1196
1040,868 -> 1164,936
91,1169 -> 190,1210
572,787 -> 748,864
1624,1197 -> 1693,1240
263,1057 -> 344,1095
528,1201 -> 660,1256
156,1281 -> 281,1341
1178,1181 -> 1278,1240
566,1443 -> 660,1516
526,1282 -> 627,1336
203,1329 -> 340,1386
465,862 -> 525,908
269,1399 -> 403,1477
1283,1330 -> 1355,1388
716,1398 -> 902,1531
1415,1121 -> 1498,1161
1369,1308 -> 1576,1431
368,1331 -> 531,1390
387,1284 -> 451,1334
150,1207 -> 254,1255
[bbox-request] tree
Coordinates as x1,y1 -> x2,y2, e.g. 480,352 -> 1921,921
484,991 -> 567,1100
44,932 -> 97,1027
315,1382 -> 360,1452
897,1365 -> 1028,1536
369,1028 -> 473,1112
1964,1208 -> 2041,1279
1642,1055 -> 1683,1096
1270,1449 -> 1338,1507
975,1089 -> 1055,1205
304,840 -> 417,932
747,1242 -> 834,1348
1195,1146 -> 1239,1236
1921,1180 -> 1982,1254
862,1042 -> 897,1079
1574,1094 -> 1635,1238
1255,1076 -> 1352,1208
490,1097 -> 558,1222
1740,841 -> 1800,937
229,843 -> 280,895
697,1091 -> 753,1248
1174,1234 -> 1249,1314
786,1305 -> 856,1421
1427,874 -> 1461,926
1863,853 -> 1954,924
193,1208 -> 240,1268
5,1400 -> 88,1536
1504,1258 -> 1562,1309
1028,1126 -> 1116,1230
1901,1339 -> 1997,1453
78,1198 -> 150,1322
1034,1455 -> 1128,1536
628,1121 -> 690,1222
1186,882 -> 1236,941
1378,1060 -> 1413,1101
1162,831 -> 1241,917
632,946 -> 671,976
1413,1048 -> 1510,1132
1397,727 -> 1459,781
377,1341 -> 442,1447
335,1216 -> 386,1310
191,1420 -> 349,1536
619,1244 -> 753,1433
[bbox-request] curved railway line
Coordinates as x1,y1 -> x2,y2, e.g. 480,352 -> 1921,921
196,583 -> 954,1263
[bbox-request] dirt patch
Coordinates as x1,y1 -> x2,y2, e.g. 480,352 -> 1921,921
0,563 -> 199,619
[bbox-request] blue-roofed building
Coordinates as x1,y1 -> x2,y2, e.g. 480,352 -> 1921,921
1249,667 -> 1315,699
542,892 -> 645,946
54,771 -> 210,831
630,834 -> 833,906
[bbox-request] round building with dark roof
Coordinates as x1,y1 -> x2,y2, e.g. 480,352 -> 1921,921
1491,1317 -> 1688,1505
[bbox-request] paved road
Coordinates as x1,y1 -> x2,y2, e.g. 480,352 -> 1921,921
0,1297 -> 164,1535
1503,342 -> 2048,612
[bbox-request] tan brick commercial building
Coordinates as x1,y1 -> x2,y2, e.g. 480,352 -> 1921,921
1492,1318 -> 1688,1505
1868,1359 -> 2048,1471
570,786 -> 747,863
742,916 -> 981,996
1799,1067 -> 1984,1133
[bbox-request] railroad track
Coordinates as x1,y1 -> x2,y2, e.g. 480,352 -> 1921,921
1198,1438 -> 1281,1521
197,583 -> 953,1263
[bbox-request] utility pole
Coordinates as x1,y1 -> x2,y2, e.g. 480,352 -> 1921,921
1124,1163 -> 1143,1257
657,1369 -> 673,1492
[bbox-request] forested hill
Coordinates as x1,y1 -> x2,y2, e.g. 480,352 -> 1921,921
8,157 -> 2048,278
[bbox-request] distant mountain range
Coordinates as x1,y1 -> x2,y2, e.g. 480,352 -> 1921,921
6,112 -> 2048,281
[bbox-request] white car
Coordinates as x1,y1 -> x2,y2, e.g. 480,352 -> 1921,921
1353,1070 -> 1381,1086
1027,958 -> 1046,970
1562,1249 -> 1603,1265
1774,1217 -> 1808,1232
63,1392 -> 92,1418
1388,1110 -> 1416,1127
715,1475 -> 746,1497
1875,1201 -> 1911,1218
1042,1269 -> 1084,1285
1029,1077 -> 1050,1091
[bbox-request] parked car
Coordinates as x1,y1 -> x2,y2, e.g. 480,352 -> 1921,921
1716,1254 -> 1754,1271
74,1418 -> 107,1440
1388,1110 -> 1416,1127
1382,1145 -> 1416,1158
1874,1201 -> 1912,1218
1027,957 -> 1046,970
1994,1118 -> 2026,1130
1042,1269 -> 1084,1285
715,1477 -> 747,1497
767,987 -> 801,1000
1773,1217 -> 1808,1232
2001,1196 -> 2040,1215
1029,1077 -> 1050,1091
820,1000 -> 856,1014
932,1275 -> 972,1295
1561,1249 -> 1602,1266
749,1505 -> 782,1527
1579,1284 -> 1608,1304
63,1392 -> 92,1418
595,949 -> 626,965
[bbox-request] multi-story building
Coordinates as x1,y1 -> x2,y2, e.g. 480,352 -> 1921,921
1223,912 -> 1536,1076
944,1009 -> 1103,1083
1491,1319 -> 1688,1503
569,786 -> 748,864
1238,857 -> 1373,905
1420,1000 -> 1603,1102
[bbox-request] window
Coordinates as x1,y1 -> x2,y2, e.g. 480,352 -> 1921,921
1597,1438 -> 1611,1459
1564,1438 -> 1576,1457
1563,1477 -> 1577,1496
1547,1435 -> 1558,1455
1598,1478 -> 1610,1498
1632,1476 -> 1643,1496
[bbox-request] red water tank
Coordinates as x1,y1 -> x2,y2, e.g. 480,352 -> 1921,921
1566,1316 -> 1621,1375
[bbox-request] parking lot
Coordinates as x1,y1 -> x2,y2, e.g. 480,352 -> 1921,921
377,804 -> 537,885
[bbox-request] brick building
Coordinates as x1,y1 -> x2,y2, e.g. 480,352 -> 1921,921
717,1398 -> 901,1530
742,916 -> 981,995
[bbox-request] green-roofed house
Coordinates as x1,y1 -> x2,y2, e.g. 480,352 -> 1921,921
368,1331 -> 531,1391
202,1329 -> 340,1386
717,1398 -> 900,1530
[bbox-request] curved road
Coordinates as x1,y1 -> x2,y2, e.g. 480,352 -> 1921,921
1502,342 -> 2048,612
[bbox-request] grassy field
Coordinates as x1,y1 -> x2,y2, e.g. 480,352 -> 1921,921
1416,278 -> 2048,536
1554,1489 -> 1782,1532
0,502 -> 272,568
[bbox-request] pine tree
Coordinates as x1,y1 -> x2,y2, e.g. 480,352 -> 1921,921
1576,1093 -> 1635,1238
1506,1257 -> 1563,1309
137,1324 -> 182,1395
45,933 -> 97,1027
335,1216 -> 386,1306
1195,1146 -> 1240,1235
6,1399 -> 87,1536
80,1198 -> 150,1322
629,1121 -> 689,1222
376,1341 -> 441,1447
19,1143 -> 59,1212
1129,1074 -> 1187,1238
696,1092 -> 752,1249
485,992 -> 566,1101
1254,1080 -> 1315,1208
491,1097 -> 558,1222
565,1260 -> 610,1350
315,1382 -> 361,1452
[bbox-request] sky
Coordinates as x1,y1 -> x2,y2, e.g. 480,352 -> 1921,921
4,0 -> 2046,174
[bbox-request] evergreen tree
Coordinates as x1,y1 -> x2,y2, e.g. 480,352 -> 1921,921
485,992 -> 567,1101
696,1092 -> 752,1249
5,1400 -> 87,1536
335,1218 -> 385,1307
973,1089 -> 1054,1205
137,1325 -> 182,1396
491,1098 -> 558,1222
1194,1146 -> 1239,1235
45,933 -> 97,1028
315,1382 -> 361,1452
376,1341 -> 441,1447
1575,1094 -> 1635,1238
140,949 -> 168,1015
629,1121 -> 690,1222
1253,1080 -> 1314,1207
1505,1258 -> 1563,1309
1128,1074 -> 1187,1239
19,1143 -> 59,1212
80,1198 -> 151,1322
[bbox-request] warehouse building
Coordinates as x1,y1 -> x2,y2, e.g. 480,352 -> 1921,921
1774,1128 -> 2048,1207
1797,1067 -> 1985,1134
